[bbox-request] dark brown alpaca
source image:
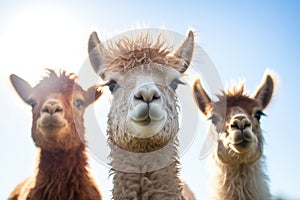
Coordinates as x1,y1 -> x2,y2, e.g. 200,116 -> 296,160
193,71 -> 274,199
8,70 -> 102,200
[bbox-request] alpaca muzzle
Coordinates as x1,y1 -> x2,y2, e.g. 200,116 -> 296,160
38,99 -> 66,128
227,114 -> 255,153
126,83 -> 167,138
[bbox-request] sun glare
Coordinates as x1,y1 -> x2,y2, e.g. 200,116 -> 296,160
0,5 -> 86,85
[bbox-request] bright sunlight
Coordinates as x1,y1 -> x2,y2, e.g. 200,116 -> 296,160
0,4 -> 86,84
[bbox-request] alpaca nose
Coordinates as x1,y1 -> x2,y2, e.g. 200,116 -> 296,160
134,84 -> 161,103
42,99 -> 63,115
230,114 -> 251,131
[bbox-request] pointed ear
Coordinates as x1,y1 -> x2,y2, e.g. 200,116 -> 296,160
253,73 -> 274,109
88,31 -> 105,76
85,86 -> 103,106
10,74 -> 33,104
193,78 -> 212,116
174,30 -> 194,73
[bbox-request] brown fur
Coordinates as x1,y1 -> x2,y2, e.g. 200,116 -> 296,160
28,145 -> 100,200
9,70 -> 102,200
193,72 -> 274,199
89,30 -> 195,199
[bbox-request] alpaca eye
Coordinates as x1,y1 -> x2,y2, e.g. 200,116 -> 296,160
74,99 -> 85,110
170,79 -> 185,91
254,110 -> 265,122
107,80 -> 118,93
27,99 -> 37,108
210,115 -> 220,125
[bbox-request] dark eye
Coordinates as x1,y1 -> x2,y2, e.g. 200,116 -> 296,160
74,99 -> 85,110
209,115 -> 220,125
27,99 -> 37,108
254,110 -> 265,122
170,79 -> 185,91
107,80 -> 118,93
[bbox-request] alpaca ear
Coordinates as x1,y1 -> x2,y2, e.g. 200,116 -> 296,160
253,74 -> 274,109
10,74 -> 33,104
88,31 -> 105,77
85,86 -> 103,106
193,78 -> 212,116
174,30 -> 194,73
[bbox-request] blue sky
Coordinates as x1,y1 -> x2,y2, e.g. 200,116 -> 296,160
1,1 -> 300,199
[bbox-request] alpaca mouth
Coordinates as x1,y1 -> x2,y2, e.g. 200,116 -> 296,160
228,130 -> 254,147
230,137 -> 252,145
229,140 -> 252,153
133,117 -> 152,126
37,117 -> 68,139
130,114 -> 166,127
235,140 -> 250,148
126,106 -> 167,138
38,115 -> 66,129
128,103 -> 166,126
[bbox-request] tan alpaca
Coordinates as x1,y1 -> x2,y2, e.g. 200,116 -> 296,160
88,30 -> 195,199
193,71 -> 274,200
8,70 -> 102,200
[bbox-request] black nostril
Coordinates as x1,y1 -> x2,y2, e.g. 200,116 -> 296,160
134,94 -> 160,103
42,108 -> 50,113
231,123 -> 239,129
245,123 -> 251,128
54,107 -> 63,113
231,122 -> 251,130
230,120 -> 240,129
153,95 -> 161,100
134,95 -> 144,101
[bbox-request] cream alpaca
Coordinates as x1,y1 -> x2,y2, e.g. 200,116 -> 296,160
88,30 -> 195,199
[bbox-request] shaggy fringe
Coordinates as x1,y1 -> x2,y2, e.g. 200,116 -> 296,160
98,31 -> 185,74
34,69 -> 77,93
216,82 -> 248,100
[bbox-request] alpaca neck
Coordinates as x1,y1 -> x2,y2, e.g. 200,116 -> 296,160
29,144 -> 101,200
38,144 -> 88,178
110,138 -> 184,200
212,156 -> 271,200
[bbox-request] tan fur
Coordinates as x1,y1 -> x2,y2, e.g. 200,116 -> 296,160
89,30 -> 195,199
193,72 -> 275,200
8,178 -> 32,200
9,70 -> 102,200
100,34 -> 183,76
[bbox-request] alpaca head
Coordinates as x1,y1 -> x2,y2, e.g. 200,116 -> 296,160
88,30 -> 194,152
10,70 -> 102,152
193,72 -> 274,165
